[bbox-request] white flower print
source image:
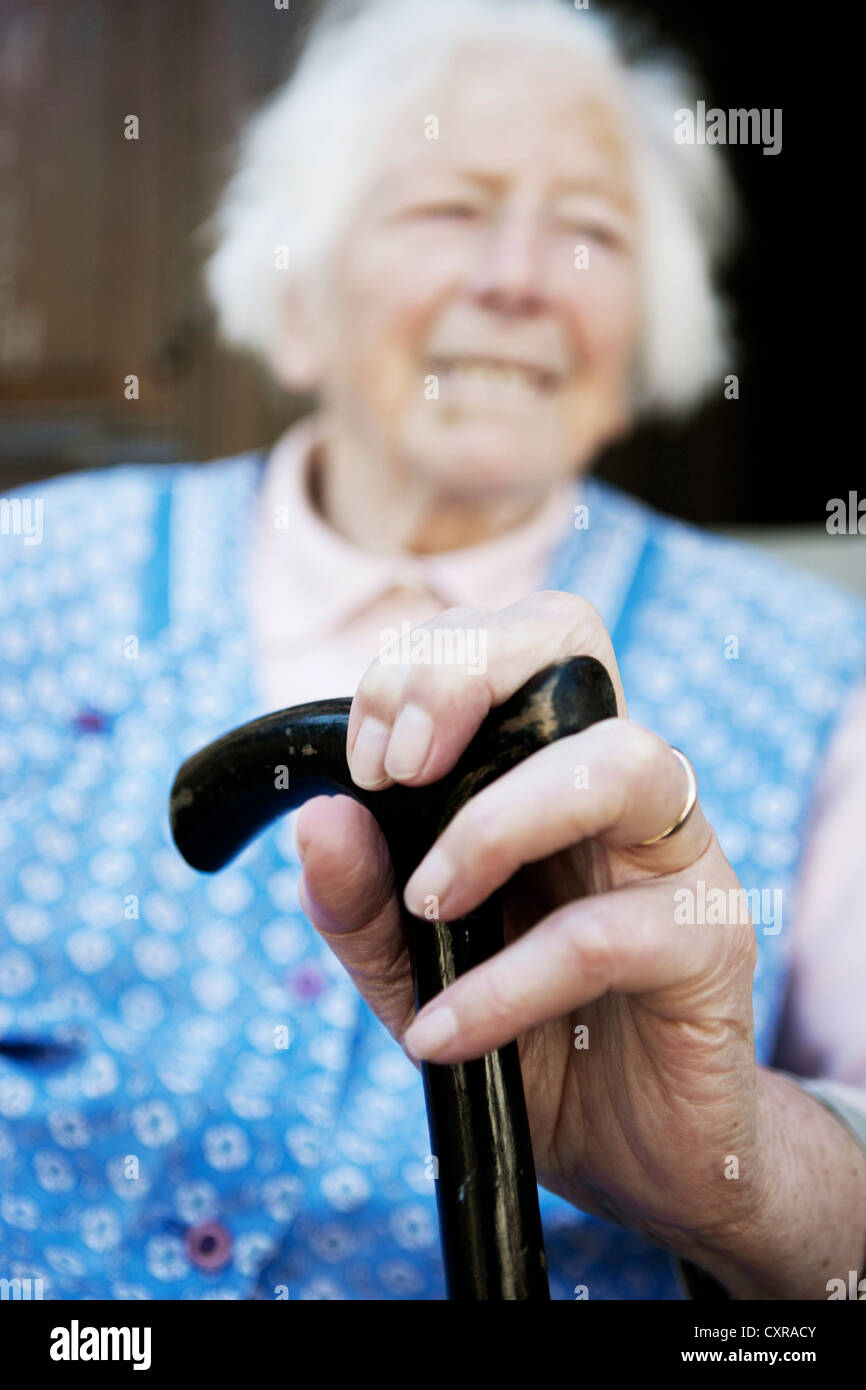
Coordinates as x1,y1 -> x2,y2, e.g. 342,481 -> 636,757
145,1235 -> 189,1282
320,1166 -> 372,1213
33,1150 -> 75,1192
80,1206 -> 122,1251
202,1124 -> 250,1171
131,1100 -> 179,1149
174,1181 -> 218,1225
389,1203 -> 437,1251
46,1108 -> 90,1149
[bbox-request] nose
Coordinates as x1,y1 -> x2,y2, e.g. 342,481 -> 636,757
469,210 -> 548,317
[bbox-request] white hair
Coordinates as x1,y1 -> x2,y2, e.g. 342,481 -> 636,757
203,0 -> 739,417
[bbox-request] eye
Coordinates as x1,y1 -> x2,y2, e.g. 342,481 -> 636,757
560,220 -> 619,247
413,202 -> 479,220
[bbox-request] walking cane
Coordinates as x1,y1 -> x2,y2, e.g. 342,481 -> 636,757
169,653 -> 617,1299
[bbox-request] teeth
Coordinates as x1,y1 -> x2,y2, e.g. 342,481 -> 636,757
432,357 -> 555,395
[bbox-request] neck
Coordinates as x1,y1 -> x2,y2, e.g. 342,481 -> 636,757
311,412 -> 557,555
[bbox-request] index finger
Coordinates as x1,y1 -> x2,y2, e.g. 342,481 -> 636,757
347,590 -> 628,790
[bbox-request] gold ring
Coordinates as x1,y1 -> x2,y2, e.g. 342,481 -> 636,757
637,746 -> 698,846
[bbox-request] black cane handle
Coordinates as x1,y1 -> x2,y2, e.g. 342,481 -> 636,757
169,654 -> 617,1299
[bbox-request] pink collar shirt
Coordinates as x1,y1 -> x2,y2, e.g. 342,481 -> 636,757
249,413 -> 575,711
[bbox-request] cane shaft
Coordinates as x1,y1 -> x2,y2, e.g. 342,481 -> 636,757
169,655 -> 617,1300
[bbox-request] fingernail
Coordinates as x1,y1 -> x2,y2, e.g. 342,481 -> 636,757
385,703 -> 434,780
404,1004 -> 459,1059
350,716 -> 392,788
405,845 -> 452,917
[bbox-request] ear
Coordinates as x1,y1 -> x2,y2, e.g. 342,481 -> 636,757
267,285 -> 325,393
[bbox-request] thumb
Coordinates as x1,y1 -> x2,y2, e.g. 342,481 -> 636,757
295,794 -> 418,1049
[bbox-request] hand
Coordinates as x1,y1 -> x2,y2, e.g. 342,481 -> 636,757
295,591 -> 866,1297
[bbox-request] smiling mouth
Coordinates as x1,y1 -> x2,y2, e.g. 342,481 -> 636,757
428,354 -> 563,395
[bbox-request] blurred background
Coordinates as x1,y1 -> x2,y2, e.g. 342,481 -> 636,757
0,0 -> 862,590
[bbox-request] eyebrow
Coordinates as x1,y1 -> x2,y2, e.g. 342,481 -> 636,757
405,169 -> 633,209
549,176 -> 631,200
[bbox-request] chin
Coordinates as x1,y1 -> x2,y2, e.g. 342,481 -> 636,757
404,419 -> 563,498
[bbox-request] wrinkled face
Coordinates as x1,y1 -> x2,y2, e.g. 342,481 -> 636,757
310,45 -> 641,496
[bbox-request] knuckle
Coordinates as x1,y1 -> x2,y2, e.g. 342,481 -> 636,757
592,720 -> 663,816
379,609 -> 491,689
598,723 -> 671,815
356,653 -> 407,717
621,723 -> 669,780
462,798 -> 506,870
475,965 -> 521,1031
562,592 -> 605,635
402,660 -> 460,704
562,910 -> 614,988
434,603 -> 486,625
621,718 -> 661,759
534,588 -> 595,620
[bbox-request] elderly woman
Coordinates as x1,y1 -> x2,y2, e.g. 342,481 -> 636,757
1,0 -> 865,1303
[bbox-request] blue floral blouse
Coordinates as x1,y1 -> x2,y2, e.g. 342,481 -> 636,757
0,452 -> 864,1300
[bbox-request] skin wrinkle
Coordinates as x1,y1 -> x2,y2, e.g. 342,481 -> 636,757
408,758 -> 727,1056
412,833 -> 760,1229
629,1023 -> 760,1233
298,803 -> 392,922
545,994 -> 630,1215
312,890 -> 419,1058
553,999 -> 760,1246
405,712 -> 687,913
606,1013 -> 688,1223
681,1078 -> 822,1291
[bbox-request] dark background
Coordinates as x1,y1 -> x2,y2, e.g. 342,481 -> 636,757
0,0 -> 826,523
